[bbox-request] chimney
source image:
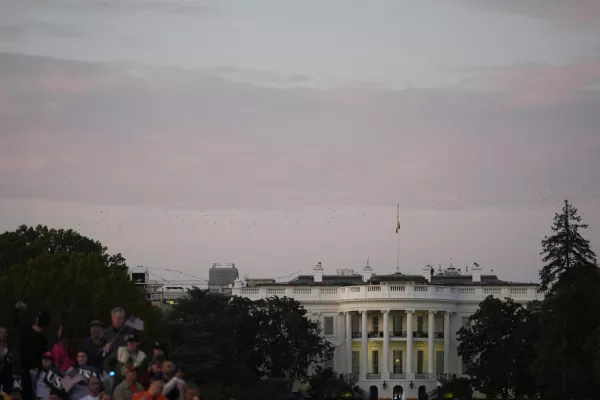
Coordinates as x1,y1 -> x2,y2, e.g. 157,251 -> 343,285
472,262 -> 482,283
362,258 -> 374,282
314,261 -> 324,283
422,265 -> 432,282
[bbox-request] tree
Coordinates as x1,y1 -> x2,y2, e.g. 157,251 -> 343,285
435,377 -> 473,400
539,200 -> 597,292
457,296 -> 539,399
537,200 -> 598,399
0,225 -> 161,345
304,366 -> 352,400
167,289 -> 255,392
536,264 -> 600,400
167,291 -> 333,397
230,295 -> 333,381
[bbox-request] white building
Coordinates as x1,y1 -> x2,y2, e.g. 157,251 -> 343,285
231,261 -> 541,400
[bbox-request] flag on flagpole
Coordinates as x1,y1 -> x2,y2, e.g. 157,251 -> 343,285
395,204 -> 401,233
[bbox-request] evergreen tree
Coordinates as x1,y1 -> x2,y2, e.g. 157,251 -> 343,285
539,199 -> 597,292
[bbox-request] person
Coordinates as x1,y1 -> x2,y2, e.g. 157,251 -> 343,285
0,328 -> 13,395
181,385 -> 198,400
159,363 -> 181,400
31,352 -> 63,400
80,377 -> 102,400
68,351 -> 100,400
48,388 -> 66,400
149,344 -> 166,361
131,376 -> 166,400
2,376 -> 23,400
100,309 -> 131,358
113,335 -> 146,380
14,302 -> 50,400
138,358 -> 162,390
0,328 -> 7,360
112,366 -> 143,400
82,322 -> 105,371
51,327 -> 75,372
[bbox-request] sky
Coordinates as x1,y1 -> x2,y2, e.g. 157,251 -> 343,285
1,0 -> 599,284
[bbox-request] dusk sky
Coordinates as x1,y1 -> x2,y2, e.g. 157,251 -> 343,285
1,0 -> 599,283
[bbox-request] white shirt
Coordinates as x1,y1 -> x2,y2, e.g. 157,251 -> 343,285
81,395 -> 100,400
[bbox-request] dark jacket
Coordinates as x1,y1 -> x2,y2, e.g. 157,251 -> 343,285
82,338 -> 104,370
13,308 -> 47,370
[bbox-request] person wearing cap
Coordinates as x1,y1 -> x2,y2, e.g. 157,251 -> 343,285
82,321 -> 105,371
113,335 -> 147,382
31,352 -> 62,400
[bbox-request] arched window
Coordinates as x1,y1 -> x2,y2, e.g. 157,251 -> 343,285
418,385 -> 428,400
369,385 -> 379,400
393,385 -> 404,399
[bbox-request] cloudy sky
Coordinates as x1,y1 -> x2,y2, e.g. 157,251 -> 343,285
1,0 -> 599,283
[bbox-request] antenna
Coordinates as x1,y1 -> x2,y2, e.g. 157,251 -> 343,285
366,256 -> 370,268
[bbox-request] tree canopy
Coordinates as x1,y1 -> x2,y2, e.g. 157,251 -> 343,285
0,224 -> 161,343
539,200 -> 597,292
167,289 -> 333,399
457,296 -> 539,399
458,200 -> 599,400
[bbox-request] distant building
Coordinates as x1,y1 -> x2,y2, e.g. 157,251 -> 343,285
208,263 -> 239,293
129,265 -> 207,307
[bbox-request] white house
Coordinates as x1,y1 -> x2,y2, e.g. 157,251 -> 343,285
231,261 -> 541,400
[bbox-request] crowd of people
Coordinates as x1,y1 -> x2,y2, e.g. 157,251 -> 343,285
0,302 -> 199,400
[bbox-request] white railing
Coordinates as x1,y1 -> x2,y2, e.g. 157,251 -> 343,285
321,288 -> 338,295
232,284 -> 541,302
293,288 -> 312,295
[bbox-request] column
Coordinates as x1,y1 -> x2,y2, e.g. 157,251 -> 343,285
361,311 -> 368,379
383,310 -> 390,378
406,310 -> 413,375
345,312 -> 352,375
444,311 -> 451,373
428,311 -> 435,376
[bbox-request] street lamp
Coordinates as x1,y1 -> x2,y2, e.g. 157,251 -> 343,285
409,381 -> 414,390
382,381 -> 387,390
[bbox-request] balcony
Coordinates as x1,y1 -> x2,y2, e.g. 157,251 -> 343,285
390,373 -> 406,379
352,332 -> 361,339
233,283 -> 542,302
368,331 -> 382,338
415,373 -> 429,380
434,332 -> 444,339
413,331 -> 428,338
391,330 -> 407,338
366,373 -> 381,380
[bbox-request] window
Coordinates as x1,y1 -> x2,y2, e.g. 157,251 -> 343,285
392,314 -> 402,333
352,351 -> 360,374
435,316 -> 443,333
372,316 -> 379,333
393,350 -> 403,373
417,316 -> 424,333
352,317 -> 360,334
417,350 -> 424,374
372,350 -> 379,374
324,316 -> 334,336
436,351 -> 444,373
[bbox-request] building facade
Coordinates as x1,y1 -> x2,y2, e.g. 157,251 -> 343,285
208,262 -> 239,293
231,261 -> 541,399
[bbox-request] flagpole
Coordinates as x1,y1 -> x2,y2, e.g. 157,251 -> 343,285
396,204 -> 400,273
